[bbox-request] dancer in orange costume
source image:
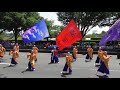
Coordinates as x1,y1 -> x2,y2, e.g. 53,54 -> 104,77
32,45 -> 38,62
72,46 -> 78,62
27,50 -> 37,71
9,48 -> 19,66
61,52 -> 73,75
85,46 -> 93,62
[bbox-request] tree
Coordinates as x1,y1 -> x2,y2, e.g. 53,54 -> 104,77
44,19 -> 54,36
57,12 -> 115,38
101,31 -> 106,36
98,12 -> 120,27
52,25 -> 64,31
44,19 -> 54,41
51,25 -> 64,37
0,30 -> 3,35
0,12 -> 42,44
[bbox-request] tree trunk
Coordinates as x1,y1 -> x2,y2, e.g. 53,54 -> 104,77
47,37 -> 49,42
14,29 -> 18,44
0,30 -> 3,35
79,31 -> 83,47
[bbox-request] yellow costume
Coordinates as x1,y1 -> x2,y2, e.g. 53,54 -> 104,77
97,51 -> 111,76
0,46 -> 6,57
9,49 -> 19,65
27,51 -> 36,71
72,47 -> 78,60
87,47 -> 93,59
95,49 -> 103,66
61,52 -> 73,74
32,46 -> 38,62
14,45 -> 19,52
98,50 -> 103,59
102,52 -> 110,69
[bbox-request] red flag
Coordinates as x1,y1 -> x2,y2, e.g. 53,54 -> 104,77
56,19 -> 82,50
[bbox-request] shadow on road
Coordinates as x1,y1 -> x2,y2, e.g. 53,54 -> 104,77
61,74 -> 67,78
61,73 -> 72,78
96,75 -> 109,78
3,65 -> 16,69
21,69 -> 33,73
0,74 -> 7,78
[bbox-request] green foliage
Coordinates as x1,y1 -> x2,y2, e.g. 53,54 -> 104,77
98,12 -> 120,27
50,25 -> 64,37
0,12 -> 42,43
44,19 -> 54,36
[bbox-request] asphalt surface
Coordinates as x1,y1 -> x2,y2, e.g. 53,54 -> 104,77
0,52 -> 120,78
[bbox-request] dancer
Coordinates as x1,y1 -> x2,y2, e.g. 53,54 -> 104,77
32,45 -> 38,62
49,47 -> 59,64
13,43 -> 19,52
27,50 -> 36,71
0,44 -> 6,62
61,52 -> 73,75
72,46 -> 78,62
95,47 -> 103,67
96,51 -> 111,77
85,46 -> 93,62
9,48 -> 19,66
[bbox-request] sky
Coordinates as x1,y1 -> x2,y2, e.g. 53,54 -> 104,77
38,12 -> 110,34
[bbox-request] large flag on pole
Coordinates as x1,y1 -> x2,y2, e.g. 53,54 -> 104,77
99,18 -> 120,46
56,19 -> 82,50
22,19 -> 49,43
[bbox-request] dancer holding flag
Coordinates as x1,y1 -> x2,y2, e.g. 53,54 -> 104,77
9,48 -> 19,66
61,52 -> 73,75
96,51 -> 111,77
72,46 -> 78,62
56,19 -> 82,75
0,44 -> 6,62
85,46 -> 93,62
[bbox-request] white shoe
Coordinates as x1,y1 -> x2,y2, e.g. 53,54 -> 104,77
33,69 -> 35,71
60,71 -> 63,74
61,71 -> 67,74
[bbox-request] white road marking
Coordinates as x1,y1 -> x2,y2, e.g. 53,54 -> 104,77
72,68 -> 120,72
0,63 -> 10,65
90,69 -> 120,72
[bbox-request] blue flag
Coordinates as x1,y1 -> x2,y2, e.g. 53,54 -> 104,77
99,18 -> 120,46
22,19 -> 49,43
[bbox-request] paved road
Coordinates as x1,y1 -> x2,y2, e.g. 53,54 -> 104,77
0,52 -> 120,78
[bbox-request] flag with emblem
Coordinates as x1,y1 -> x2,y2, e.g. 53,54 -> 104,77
56,19 -> 82,50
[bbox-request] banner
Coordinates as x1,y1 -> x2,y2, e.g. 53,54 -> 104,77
99,18 -> 120,46
22,19 -> 49,43
56,19 -> 82,50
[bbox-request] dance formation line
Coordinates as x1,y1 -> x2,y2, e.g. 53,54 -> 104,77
0,43 -> 112,77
